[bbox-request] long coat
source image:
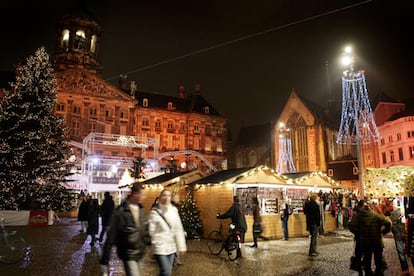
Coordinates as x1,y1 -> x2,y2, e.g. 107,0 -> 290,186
87,199 -> 100,235
77,198 -> 89,221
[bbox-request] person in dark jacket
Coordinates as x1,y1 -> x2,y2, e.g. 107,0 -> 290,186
77,193 -> 89,233
249,196 -> 267,248
87,198 -> 100,247
304,193 -> 321,257
390,199 -> 410,274
100,182 -> 151,276
280,199 -> 292,241
217,196 -> 247,257
348,200 -> 392,276
99,191 -> 115,243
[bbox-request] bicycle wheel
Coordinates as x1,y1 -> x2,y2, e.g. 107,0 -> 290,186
207,230 -> 224,255
0,234 -> 28,264
226,234 -> 240,261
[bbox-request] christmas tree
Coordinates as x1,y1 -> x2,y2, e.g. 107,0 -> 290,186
0,47 -> 75,211
179,191 -> 203,239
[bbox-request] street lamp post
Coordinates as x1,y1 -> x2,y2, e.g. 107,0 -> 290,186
336,45 -> 380,199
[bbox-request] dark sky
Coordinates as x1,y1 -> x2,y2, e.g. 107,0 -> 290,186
2,0 -> 413,137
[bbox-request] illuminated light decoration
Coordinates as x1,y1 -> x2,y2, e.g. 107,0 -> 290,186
103,135 -> 149,148
118,168 -> 134,189
276,123 -> 296,173
336,63 -> 380,145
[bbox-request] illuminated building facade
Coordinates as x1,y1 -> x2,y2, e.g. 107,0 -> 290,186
50,6 -> 228,191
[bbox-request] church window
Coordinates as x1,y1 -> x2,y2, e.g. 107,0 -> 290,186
143,98 -> 148,107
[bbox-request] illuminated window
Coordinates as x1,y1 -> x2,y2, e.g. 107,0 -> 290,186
90,35 -> 97,53
143,98 -> 148,107
61,29 -> 70,50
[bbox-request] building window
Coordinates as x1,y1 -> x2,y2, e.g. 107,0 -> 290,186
408,131 -> 414,138
167,102 -> 175,110
204,106 -> 209,114
397,133 -> 402,141
105,109 -> 112,119
56,103 -> 65,112
205,125 -> 211,136
155,120 -> 161,131
89,108 -> 97,116
390,151 -> 395,162
410,146 -> 414,159
167,121 -> 174,132
382,152 -> 387,164
248,150 -> 257,166
72,121 -> 80,136
398,147 -> 404,160
89,122 -> 96,133
180,122 -> 186,133
217,126 -> 222,136
388,136 -> 393,143
380,138 -> 385,145
143,98 -> 148,107
142,118 -> 149,129
120,110 -> 128,119
194,124 -> 200,134
73,106 -> 81,115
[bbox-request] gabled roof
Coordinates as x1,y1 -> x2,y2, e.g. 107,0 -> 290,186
285,171 -> 340,188
188,167 -> 253,185
140,169 -> 207,186
56,69 -> 134,101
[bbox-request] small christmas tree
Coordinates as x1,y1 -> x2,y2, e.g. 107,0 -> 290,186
0,47 -> 75,211
179,191 -> 203,239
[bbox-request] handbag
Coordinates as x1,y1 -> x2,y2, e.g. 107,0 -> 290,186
253,223 -> 262,236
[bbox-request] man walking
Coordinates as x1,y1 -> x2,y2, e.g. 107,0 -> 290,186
100,182 -> 151,276
99,191 -> 115,243
304,193 -> 321,257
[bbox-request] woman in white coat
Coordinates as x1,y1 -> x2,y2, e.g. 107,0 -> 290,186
149,189 -> 187,276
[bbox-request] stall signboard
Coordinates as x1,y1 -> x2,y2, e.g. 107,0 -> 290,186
29,210 -> 49,226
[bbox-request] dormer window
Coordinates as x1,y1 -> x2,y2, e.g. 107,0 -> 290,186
75,30 -> 86,50
167,102 -> 175,110
204,106 -> 209,114
90,35 -> 97,53
61,29 -> 70,50
143,98 -> 148,107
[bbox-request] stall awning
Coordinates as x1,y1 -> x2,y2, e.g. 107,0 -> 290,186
288,171 -> 340,188
234,166 -> 292,185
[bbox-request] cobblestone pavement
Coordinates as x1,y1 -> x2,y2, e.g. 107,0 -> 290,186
0,217 -> 412,276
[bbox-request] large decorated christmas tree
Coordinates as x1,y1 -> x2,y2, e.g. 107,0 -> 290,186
0,47 -> 74,211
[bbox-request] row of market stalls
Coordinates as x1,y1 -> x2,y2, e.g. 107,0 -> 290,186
138,165 -> 341,241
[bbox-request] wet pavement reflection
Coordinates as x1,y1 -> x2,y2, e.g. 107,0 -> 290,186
0,217 -> 407,276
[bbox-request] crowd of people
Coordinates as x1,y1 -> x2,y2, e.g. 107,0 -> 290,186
76,187 -> 414,276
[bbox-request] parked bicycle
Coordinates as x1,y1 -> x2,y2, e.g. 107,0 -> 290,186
0,217 -> 29,264
207,219 -> 242,261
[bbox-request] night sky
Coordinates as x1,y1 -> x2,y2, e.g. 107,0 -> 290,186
2,0 -> 413,137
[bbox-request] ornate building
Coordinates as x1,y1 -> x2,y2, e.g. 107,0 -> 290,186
49,6 -> 228,191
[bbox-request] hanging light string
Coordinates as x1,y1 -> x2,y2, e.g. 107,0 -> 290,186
103,0 -> 373,82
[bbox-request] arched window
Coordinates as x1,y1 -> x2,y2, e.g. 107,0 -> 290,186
90,34 -> 97,53
61,29 -> 70,50
75,30 -> 86,50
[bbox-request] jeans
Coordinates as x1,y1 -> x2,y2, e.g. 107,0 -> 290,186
281,216 -> 289,239
394,234 -> 409,271
155,253 -> 175,276
309,224 -> 319,255
362,244 -> 384,276
123,259 -> 142,276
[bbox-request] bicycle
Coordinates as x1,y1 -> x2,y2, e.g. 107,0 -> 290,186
207,219 -> 242,261
0,217 -> 30,264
